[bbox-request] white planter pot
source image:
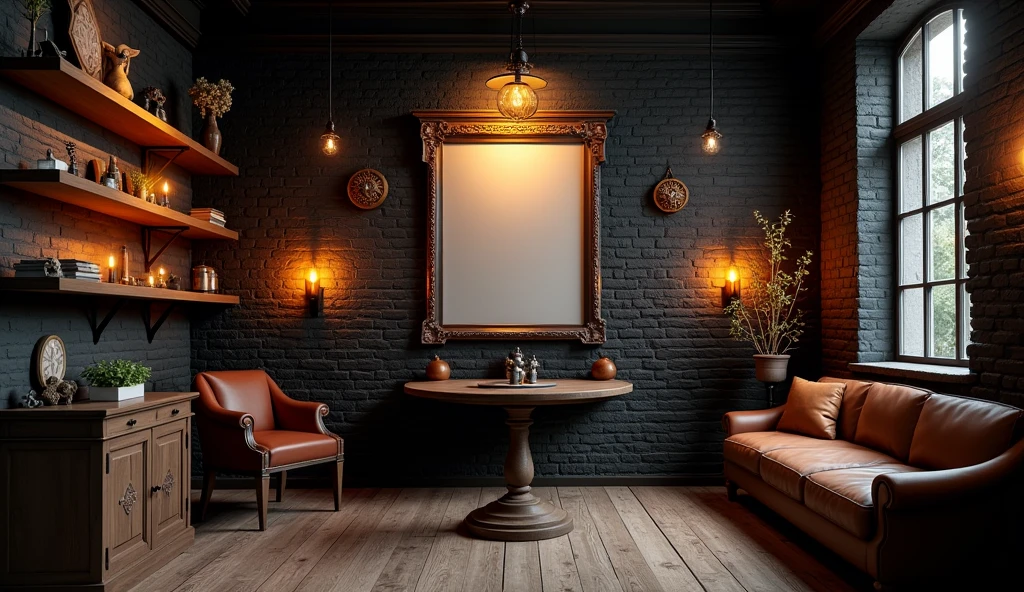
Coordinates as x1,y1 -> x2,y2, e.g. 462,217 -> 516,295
753,354 -> 791,383
89,383 -> 145,402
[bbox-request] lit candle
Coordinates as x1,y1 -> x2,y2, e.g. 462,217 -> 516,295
108,255 -> 116,283
724,265 -> 741,303
306,268 -> 323,317
161,181 -> 169,207
148,274 -> 155,287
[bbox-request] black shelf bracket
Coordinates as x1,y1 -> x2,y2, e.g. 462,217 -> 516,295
84,299 -> 126,344
143,146 -> 190,181
142,302 -> 178,343
142,226 -> 188,272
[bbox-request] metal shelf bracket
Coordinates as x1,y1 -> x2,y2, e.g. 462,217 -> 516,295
143,146 -> 190,181
142,226 -> 188,272
84,299 -> 126,344
142,302 -> 178,343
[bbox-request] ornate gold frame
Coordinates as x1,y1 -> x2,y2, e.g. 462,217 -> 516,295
415,110 -> 614,345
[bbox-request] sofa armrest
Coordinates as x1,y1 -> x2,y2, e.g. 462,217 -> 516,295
874,437 -> 1024,511
722,406 -> 785,436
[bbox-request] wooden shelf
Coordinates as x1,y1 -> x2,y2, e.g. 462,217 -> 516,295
0,57 -> 238,176
0,169 -> 238,240
0,277 -> 239,304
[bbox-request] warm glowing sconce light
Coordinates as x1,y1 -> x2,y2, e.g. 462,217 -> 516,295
306,268 -> 324,317
723,265 -> 740,306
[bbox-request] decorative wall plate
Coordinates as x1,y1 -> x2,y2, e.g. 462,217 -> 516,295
33,334 -> 66,388
653,166 -> 689,213
347,168 -> 389,209
68,0 -> 104,80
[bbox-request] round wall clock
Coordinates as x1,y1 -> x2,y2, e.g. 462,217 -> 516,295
33,335 -> 66,387
347,168 -> 389,210
653,166 -> 690,213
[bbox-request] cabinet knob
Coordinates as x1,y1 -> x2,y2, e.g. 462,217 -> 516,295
126,419 -> 137,427
151,485 -> 162,493
171,408 -> 180,416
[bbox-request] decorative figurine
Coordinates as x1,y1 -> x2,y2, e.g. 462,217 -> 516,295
17,389 -> 44,409
103,155 -> 121,190
505,347 -> 530,385
39,376 -> 76,406
101,42 -> 140,100
140,87 -> 168,121
167,274 -> 181,290
64,141 -> 78,176
527,355 -> 540,384
37,148 -> 68,171
42,257 -> 61,278
21,0 -> 51,57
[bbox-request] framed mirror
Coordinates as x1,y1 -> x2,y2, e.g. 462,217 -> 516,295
415,110 -> 614,344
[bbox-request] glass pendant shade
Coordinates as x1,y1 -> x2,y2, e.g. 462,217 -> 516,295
701,118 -> 722,155
496,80 -> 538,121
320,121 -> 340,156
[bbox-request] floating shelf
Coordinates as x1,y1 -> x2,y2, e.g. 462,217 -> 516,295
0,57 -> 238,176
0,169 -> 238,240
0,277 -> 238,304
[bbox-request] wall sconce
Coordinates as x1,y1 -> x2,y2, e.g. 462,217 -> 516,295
723,265 -> 740,307
306,269 -> 324,317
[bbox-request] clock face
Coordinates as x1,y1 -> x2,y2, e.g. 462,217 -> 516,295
653,178 -> 690,213
347,169 -> 389,210
35,335 -> 66,385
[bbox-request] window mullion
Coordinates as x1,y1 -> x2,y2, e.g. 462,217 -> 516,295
922,23 -> 930,113
922,129 -> 931,358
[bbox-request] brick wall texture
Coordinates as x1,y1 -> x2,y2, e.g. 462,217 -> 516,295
190,51 -> 821,482
0,0 -> 196,405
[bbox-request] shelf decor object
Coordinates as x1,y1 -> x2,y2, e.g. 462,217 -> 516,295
653,165 -> 690,213
486,0 -> 546,121
188,77 -> 233,156
68,0 -> 103,79
0,57 -> 239,175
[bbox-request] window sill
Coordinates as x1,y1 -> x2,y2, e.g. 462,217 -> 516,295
848,361 -> 976,385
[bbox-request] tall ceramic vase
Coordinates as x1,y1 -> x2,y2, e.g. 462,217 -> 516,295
201,113 -> 222,155
753,354 -> 790,383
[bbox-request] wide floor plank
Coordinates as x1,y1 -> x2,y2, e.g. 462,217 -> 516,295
144,487 -> 869,592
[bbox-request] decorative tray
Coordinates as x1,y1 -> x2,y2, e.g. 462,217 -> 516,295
477,381 -> 557,389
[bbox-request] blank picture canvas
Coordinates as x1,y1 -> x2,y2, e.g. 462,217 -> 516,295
439,142 -> 585,326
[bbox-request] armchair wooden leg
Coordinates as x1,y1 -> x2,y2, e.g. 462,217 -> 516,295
199,470 -> 216,521
332,459 -> 344,511
726,479 -> 738,502
276,471 -> 287,502
256,475 -> 270,531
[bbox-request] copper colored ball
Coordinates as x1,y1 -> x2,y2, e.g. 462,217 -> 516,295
426,355 -> 451,381
591,357 -> 617,380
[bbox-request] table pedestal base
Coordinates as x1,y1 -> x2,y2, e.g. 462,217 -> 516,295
463,406 -> 573,541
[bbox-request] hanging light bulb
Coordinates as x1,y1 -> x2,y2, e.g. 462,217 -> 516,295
319,0 -> 340,156
701,0 -> 722,154
487,1 -> 546,120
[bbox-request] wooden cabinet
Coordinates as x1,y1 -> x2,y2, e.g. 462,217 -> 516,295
0,393 -> 197,592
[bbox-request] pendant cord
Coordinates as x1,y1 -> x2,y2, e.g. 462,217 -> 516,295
708,0 -> 714,118
328,0 -> 333,121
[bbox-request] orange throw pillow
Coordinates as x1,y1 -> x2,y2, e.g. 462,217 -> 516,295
777,377 -> 847,440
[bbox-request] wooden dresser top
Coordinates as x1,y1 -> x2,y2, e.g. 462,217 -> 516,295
0,392 -> 198,419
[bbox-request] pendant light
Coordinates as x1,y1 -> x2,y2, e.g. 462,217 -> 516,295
319,0 -> 340,156
701,0 -> 722,155
486,0 -> 546,121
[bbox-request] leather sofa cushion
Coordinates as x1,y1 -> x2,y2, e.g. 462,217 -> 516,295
908,394 -> 1022,470
853,383 -> 930,461
777,377 -> 846,439
200,370 -> 276,431
819,376 -> 873,441
760,445 -> 900,501
253,430 -> 340,467
804,464 -> 921,540
724,431 -> 862,475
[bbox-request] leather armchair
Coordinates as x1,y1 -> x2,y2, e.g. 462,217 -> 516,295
194,370 -> 344,530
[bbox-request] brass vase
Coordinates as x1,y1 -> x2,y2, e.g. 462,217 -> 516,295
201,113 -> 222,155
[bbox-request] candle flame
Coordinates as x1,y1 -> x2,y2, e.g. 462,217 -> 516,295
727,266 -> 738,283
109,255 -> 115,267
162,181 -> 169,193
308,269 -> 318,283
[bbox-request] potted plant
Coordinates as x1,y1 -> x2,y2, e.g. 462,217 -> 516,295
724,210 -> 813,383
80,359 -> 151,401
21,0 -> 50,57
188,77 -> 234,155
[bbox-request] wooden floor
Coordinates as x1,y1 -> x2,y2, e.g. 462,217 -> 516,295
132,486 -> 872,592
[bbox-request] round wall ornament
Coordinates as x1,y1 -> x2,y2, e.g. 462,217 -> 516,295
347,168 -> 389,209
653,166 -> 689,213
33,335 -> 67,388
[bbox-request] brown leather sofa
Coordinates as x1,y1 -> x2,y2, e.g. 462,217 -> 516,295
723,377 -> 1024,589
194,370 -> 345,530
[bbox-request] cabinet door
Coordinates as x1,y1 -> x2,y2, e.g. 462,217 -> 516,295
105,431 -> 150,574
151,420 -> 188,548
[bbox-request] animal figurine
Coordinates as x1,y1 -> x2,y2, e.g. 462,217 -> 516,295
17,390 -> 44,409
102,42 -> 141,100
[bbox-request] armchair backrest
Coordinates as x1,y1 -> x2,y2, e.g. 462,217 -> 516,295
195,370 -> 276,431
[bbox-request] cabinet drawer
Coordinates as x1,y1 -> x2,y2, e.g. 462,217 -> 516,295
156,404 -> 189,422
105,408 -> 158,437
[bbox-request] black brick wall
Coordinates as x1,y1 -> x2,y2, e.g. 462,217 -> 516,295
0,0 -> 196,405
190,51 -> 821,483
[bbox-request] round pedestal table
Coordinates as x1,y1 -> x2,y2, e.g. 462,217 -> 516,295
403,378 -> 633,541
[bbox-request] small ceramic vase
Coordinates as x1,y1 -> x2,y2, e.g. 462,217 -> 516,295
425,355 -> 451,381
591,357 -> 617,380
201,113 -> 222,155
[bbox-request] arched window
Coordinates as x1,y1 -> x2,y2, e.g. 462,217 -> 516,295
895,7 -> 968,365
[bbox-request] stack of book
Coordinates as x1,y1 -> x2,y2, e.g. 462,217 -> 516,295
13,259 -> 101,281
190,208 -> 226,227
